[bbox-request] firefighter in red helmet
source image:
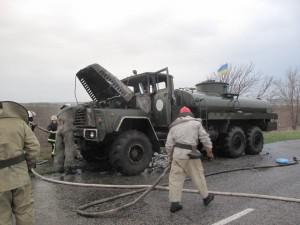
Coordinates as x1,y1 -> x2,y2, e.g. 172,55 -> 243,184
166,106 -> 215,213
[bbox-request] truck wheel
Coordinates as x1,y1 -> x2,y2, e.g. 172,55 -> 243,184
109,130 -> 153,176
225,126 -> 246,158
245,127 -> 263,155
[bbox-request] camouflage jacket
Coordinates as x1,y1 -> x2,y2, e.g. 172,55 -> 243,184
165,116 -> 212,160
0,117 -> 40,191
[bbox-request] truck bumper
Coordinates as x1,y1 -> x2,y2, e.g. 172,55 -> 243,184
266,121 -> 277,131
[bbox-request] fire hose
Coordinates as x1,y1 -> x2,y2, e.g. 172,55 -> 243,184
31,157 -> 300,218
36,125 -> 50,133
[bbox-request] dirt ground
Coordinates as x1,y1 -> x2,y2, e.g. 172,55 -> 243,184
272,104 -> 298,130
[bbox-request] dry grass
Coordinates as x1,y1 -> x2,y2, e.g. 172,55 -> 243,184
264,130 -> 300,144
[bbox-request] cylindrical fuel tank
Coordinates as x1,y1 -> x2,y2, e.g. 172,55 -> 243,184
174,81 -> 272,114
192,93 -> 270,113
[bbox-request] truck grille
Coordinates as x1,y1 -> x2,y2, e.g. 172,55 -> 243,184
73,109 -> 86,126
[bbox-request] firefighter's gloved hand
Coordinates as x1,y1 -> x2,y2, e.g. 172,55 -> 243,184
206,148 -> 214,161
26,160 -> 36,171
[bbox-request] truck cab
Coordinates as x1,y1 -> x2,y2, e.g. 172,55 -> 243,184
122,68 -> 175,127
73,64 -> 175,175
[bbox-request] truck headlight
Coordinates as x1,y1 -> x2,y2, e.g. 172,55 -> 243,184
83,129 -> 98,140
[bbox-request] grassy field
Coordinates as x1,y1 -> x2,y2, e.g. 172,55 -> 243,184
264,130 -> 300,144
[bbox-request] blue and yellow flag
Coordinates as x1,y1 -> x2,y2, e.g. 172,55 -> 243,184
217,63 -> 228,75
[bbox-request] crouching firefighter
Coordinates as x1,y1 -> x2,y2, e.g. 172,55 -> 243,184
166,106 -> 214,213
0,101 -> 40,225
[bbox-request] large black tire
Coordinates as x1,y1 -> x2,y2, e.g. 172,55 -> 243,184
109,130 -> 153,176
245,126 -> 264,155
225,126 -> 246,158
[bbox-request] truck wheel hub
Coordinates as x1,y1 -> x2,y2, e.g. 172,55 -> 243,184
233,135 -> 242,149
128,144 -> 144,162
254,134 -> 262,147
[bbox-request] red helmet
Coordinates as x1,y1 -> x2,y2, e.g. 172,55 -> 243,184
179,106 -> 191,113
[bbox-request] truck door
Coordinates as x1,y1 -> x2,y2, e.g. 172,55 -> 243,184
152,75 -> 173,127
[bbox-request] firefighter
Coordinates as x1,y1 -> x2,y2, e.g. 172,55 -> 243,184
165,106 -> 214,213
47,115 -> 57,157
0,101 -> 40,225
54,104 -> 83,174
28,111 -> 37,131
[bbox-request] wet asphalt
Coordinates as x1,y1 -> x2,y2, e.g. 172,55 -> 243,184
32,141 -> 300,225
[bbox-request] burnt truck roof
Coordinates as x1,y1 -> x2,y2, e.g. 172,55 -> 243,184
122,70 -> 173,86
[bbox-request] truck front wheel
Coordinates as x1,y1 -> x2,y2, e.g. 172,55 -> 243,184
245,126 -> 263,155
225,126 -> 246,158
109,130 -> 153,176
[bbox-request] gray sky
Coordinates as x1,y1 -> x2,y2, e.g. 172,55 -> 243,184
1,0 -> 299,102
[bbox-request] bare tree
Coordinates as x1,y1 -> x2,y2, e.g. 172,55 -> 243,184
275,68 -> 300,130
207,63 -> 274,101
208,63 -> 260,95
256,76 -> 274,99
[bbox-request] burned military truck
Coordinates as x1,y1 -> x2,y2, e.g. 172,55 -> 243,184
73,64 -> 277,175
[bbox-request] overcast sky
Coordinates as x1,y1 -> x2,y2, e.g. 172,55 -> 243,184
0,0 -> 299,102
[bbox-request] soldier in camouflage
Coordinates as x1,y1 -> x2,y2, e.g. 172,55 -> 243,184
165,106 -> 215,213
0,101 -> 40,225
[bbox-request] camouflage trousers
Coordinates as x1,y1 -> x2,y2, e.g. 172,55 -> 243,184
169,158 -> 209,202
0,183 -> 34,225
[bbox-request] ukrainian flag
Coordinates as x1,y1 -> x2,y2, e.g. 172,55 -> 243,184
217,63 -> 228,76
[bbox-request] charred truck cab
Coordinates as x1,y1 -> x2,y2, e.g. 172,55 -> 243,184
73,64 -> 278,175
73,64 -> 174,175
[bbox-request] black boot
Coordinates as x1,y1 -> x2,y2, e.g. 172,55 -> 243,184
170,202 -> 183,213
65,167 -> 77,175
203,193 -> 214,206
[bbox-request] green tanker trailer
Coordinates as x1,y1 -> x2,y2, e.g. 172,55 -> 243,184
174,80 -> 277,157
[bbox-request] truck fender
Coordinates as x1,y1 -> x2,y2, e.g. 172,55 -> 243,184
115,116 -> 160,152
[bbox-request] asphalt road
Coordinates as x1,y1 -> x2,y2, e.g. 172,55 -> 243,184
32,140 -> 300,225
